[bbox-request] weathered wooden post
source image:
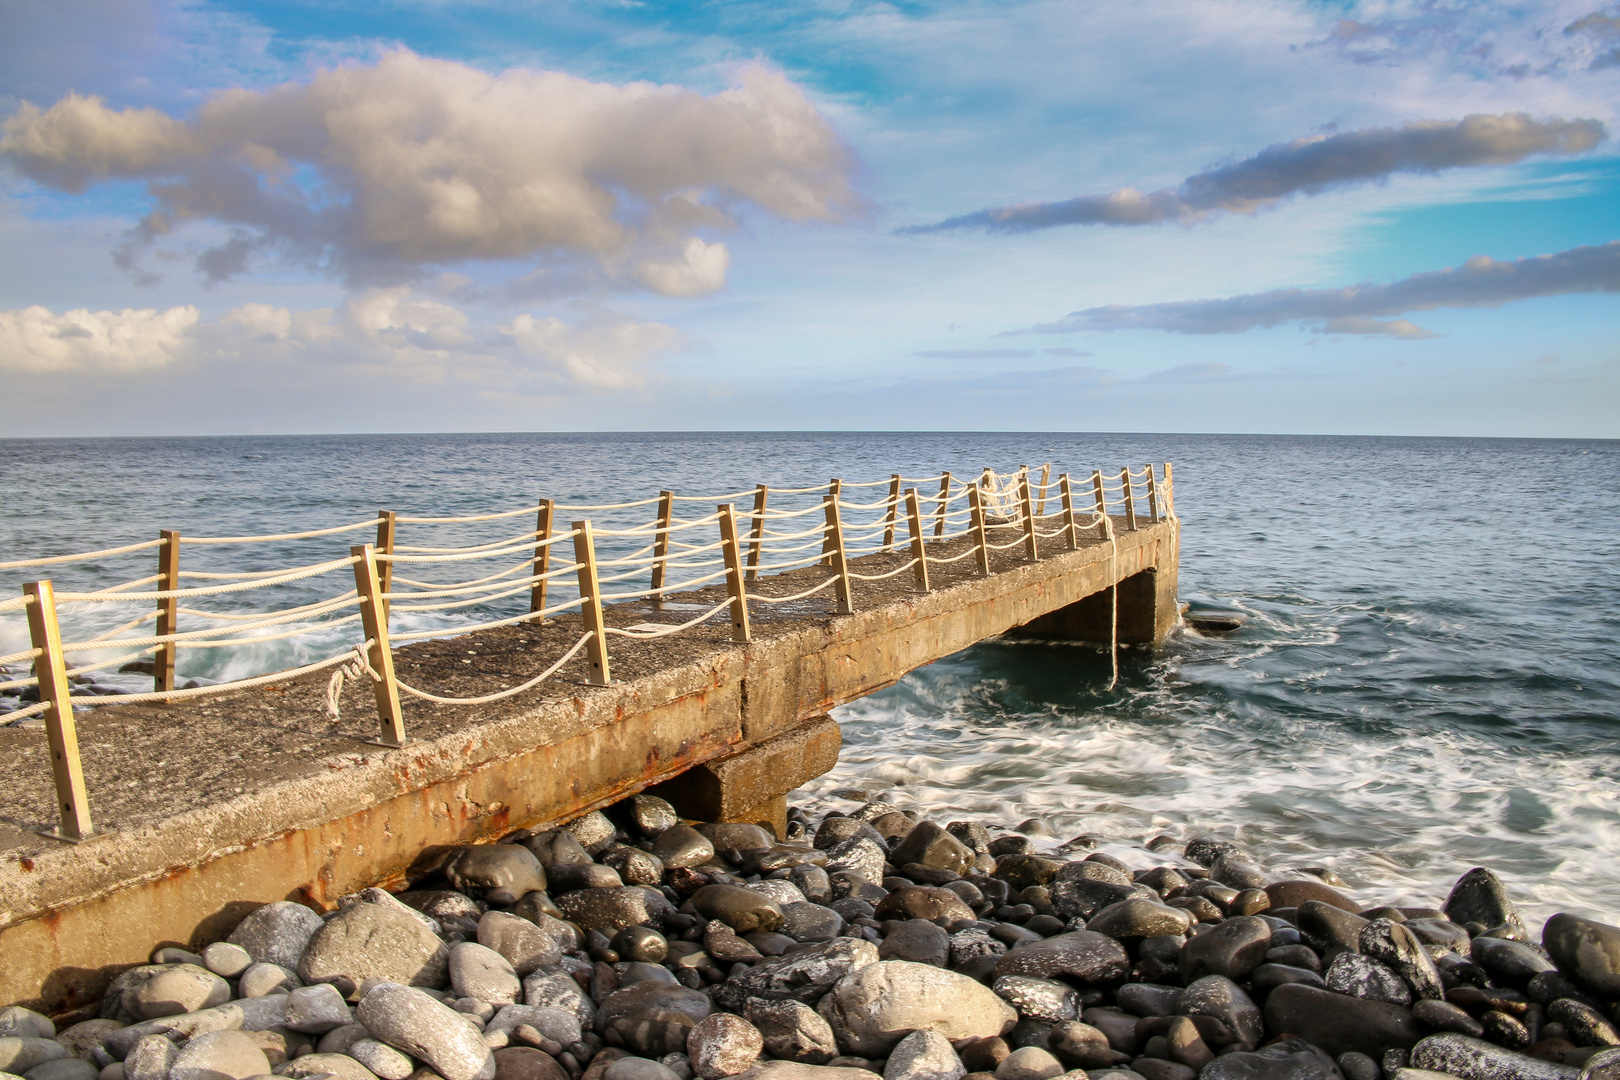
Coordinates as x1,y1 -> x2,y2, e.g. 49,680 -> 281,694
1121,468 -> 1138,531
882,474 -> 901,552
1091,470 -> 1108,538
572,521 -> 612,685
1165,462 -> 1175,517
746,484 -> 768,582
154,530 -> 180,696
351,545 -> 408,747
1059,473 -> 1079,549
968,485 -> 991,576
820,479 -> 842,566
934,472 -> 952,539
374,512 -> 397,617
822,494 -> 854,614
1035,463 -> 1051,517
1019,469 -> 1039,562
1145,464 -> 1160,524
718,505 -> 752,643
530,499 -> 555,617
649,491 -> 675,607
24,580 -> 95,841
905,488 -> 930,593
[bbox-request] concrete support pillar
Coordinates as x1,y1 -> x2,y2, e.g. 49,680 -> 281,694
647,713 -> 841,838
1013,563 -> 1179,646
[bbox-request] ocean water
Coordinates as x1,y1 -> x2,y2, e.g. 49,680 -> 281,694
2,432 -> 1617,927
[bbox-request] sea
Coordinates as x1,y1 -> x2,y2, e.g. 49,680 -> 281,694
1,432 -> 1616,928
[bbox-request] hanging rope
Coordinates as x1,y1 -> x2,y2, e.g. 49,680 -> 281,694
326,644 -> 382,719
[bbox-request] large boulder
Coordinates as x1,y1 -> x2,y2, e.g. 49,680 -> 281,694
356,982 -> 494,1080
1543,913 -> 1620,999
299,901 -> 450,999
1409,1033 -> 1578,1080
1262,983 -> 1418,1060
228,902 -> 324,969
993,932 -> 1129,985
598,982 -> 714,1057
815,960 -> 1017,1057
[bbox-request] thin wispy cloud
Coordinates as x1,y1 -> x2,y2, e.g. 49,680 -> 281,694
904,114 -> 1605,234
1029,241 -> 1620,336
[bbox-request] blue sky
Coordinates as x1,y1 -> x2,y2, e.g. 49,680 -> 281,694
1,0 -> 1617,436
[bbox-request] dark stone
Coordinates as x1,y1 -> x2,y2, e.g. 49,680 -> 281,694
993,976 -> 1079,1024
948,822 -> 994,856
710,937 -> 878,1011
1471,936 -> 1555,987
1410,1032 -> 1578,1080
1265,881 -> 1358,912
1167,896 -> 1224,924
1443,869 -> 1527,938
600,848 -> 664,888
1131,1059 -> 1196,1080
874,886 -> 976,924
1527,971 -> 1601,1009
612,927 -> 668,965
1265,945 -> 1321,973
562,811 -> 618,856
1178,975 -> 1262,1050
990,836 -> 1034,857
548,863 -> 624,892
1298,901 -> 1370,953
1543,914 -> 1620,1000
1184,839 -> 1242,868
1326,952 -> 1413,1006
597,982 -> 712,1056
1051,879 -> 1157,923
1180,917 -> 1272,982
694,823 -> 776,863
1114,983 -> 1181,1018
1336,1052 -> 1378,1080
1056,861 -> 1133,887
690,885 -> 784,933
1045,1021 -> 1115,1069
879,920 -> 950,966
995,856 -> 1065,890
993,931 -> 1130,985
1086,900 -> 1192,941
1547,998 -> 1620,1047
555,887 -> 671,935
630,795 -> 678,837
778,902 -> 843,943
1405,918 -> 1471,952
1199,1038 -> 1342,1080
652,826 -> 716,871
1210,853 -> 1266,891
890,822 -> 974,875
1251,963 -> 1327,998
443,846 -> 548,906
1136,869 -> 1191,898
702,922 -> 762,964
522,830 -> 593,869
1263,983 -> 1420,1059
812,818 -> 885,853
1361,919 -> 1445,1001
1414,998 -> 1485,1037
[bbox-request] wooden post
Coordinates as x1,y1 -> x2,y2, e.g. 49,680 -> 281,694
572,521 -> 611,685
905,488 -> 930,593
351,545 -> 408,747
881,474 -> 901,552
1019,469 -> 1039,562
745,484 -> 768,582
153,530 -> 180,696
1035,463 -> 1051,517
1059,473 -> 1079,549
820,479 -> 842,565
822,494 -> 853,614
24,580 -> 95,841
374,512 -> 396,617
968,485 -> 991,576
1144,464 -> 1160,524
1092,469 -> 1108,538
530,499 -> 555,617
934,471 -> 952,539
717,504 -> 751,643
1121,467 -> 1138,530
649,490 -> 675,607
1163,462 -> 1175,517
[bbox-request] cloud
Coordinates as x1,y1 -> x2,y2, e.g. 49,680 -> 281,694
914,348 -> 1036,359
2,293 -> 682,392
1030,240 -> 1620,336
0,304 -> 199,372
0,50 -> 860,295
904,114 -> 1605,234
1565,11 -> 1620,69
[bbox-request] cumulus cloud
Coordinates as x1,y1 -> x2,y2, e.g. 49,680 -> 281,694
0,304 -> 199,372
905,114 -> 1605,234
2,292 -> 682,391
1565,11 -> 1620,69
0,50 -> 860,294
1029,241 -> 1620,336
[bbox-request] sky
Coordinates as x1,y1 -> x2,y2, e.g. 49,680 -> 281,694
1,0 -> 1618,437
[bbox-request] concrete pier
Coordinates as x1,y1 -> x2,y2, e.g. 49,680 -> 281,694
0,516 -> 1178,1013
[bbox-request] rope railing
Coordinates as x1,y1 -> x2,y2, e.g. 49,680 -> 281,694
2,460 -> 1173,842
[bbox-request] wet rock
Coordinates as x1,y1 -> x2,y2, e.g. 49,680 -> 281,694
1298,902 -> 1370,954
1044,1021 -> 1114,1069
1086,901 -> 1191,942
1250,963 -> 1327,997
1480,1011 -> 1532,1049
521,831 -> 593,871
779,903 -> 844,943
1210,853 -> 1266,892
301,902 -> 450,1000
791,867 -> 834,906
703,923 -> 762,965
555,888 -> 670,936
1410,1033 -> 1578,1080
600,983 -> 713,1057
714,937 -> 879,1011
691,886 -> 784,934
891,823 -> 974,876
132,965 -> 232,1020
993,1047 -> 1061,1080
632,796 -> 679,837
824,839 -> 887,885
949,928 -> 1007,968
874,888 -> 975,925
1180,917 -> 1271,982
1405,919 -> 1471,953
695,824 -> 775,863
614,927 -> 670,965
228,902 -> 325,970
1051,880 -> 1154,923
1412,999 -> 1484,1037
1443,869 -> 1527,939
1582,1048 -> 1620,1080
563,812 -> 618,856
880,921 -> 951,966
1471,937 -> 1555,986
814,818 -> 885,852
1200,1038 -> 1340,1080
1547,1000 -> 1619,1047
1327,952 -> 1414,1007
444,847 -> 548,907
992,978 -> 1078,1024
549,863 -> 625,893
816,960 -> 1018,1057
604,847 -> 666,888
686,1014 -> 762,1079
882,1030 -> 963,1080
1264,984 -> 1419,1060
1184,839 -> 1242,868
743,1001 -> 839,1065
358,983 -> 495,1080
479,912 -> 563,977
451,943 -> 522,1006
654,827 -> 717,871
750,881 -> 808,908
1130,1061 -> 1195,1080
1265,881 -> 1357,912
1543,915 -> 1620,1000
1178,976 -> 1262,1050
285,983 -> 354,1033
1114,985 -> 1180,1019
994,932 -> 1130,985
995,856 -> 1065,891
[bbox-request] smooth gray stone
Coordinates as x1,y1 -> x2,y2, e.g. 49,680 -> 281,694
121,1037 -> 176,1080
24,1060 -> 97,1080
1337,1052 -> 1379,1080
203,943 -> 254,979
631,795 -> 679,837
1199,1038 -> 1339,1080
652,826 -> 716,871
1298,901 -> 1369,953
0,1013 -> 53,1042
815,960 -> 1017,1057
1582,1048 -> 1620,1080
687,1013 -> 763,1080
0,1044 -> 68,1076
789,866 -> 833,906
731,1063 -> 897,1080
477,912 -> 562,976
1114,984 -> 1181,1018
54,1020 -> 120,1062
1544,914 -> 1620,999
1055,861 -> 1131,888
598,983 -> 713,1057
1180,917 -> 1270,982
1410,1033 -> 1578,1080
605,1059 -> 681,1080
300,903 -> 450,1001
691,885 -> 784,934
1209,853 -> 1267,892
778,903 -> 844,944
693,824 -> 775,863
519,831 -> 593,870
748,881 -> 809,907
348,1039 -> 414,1080
398,891 -> 485,922
227,902 -> 325,970
742,1001 -> 838,1065
883,1030 -> 964,1080
1547,998 -> 1620,1047
132,965 -> 232,1020
1249,963 -> 1326,997
449,943 -> 521,1006
521,972 -> 595,1029
285,984 -> 353,1033
1177,975 -> 1262,1050
317,1025 -> 371,1056
168,1031 -> 270,1080
1405,919 -> 1471,952
280,1052 -> 379,1080
484,1006 -> 581,1048
356,983 -> 493,1080
1443,868 -> 1526,937
238,964 -> 301,998
443,847 -> 548,907
711,937 -> 878,1011
561,811 -> 617,856
1263,984 -> 1418,1060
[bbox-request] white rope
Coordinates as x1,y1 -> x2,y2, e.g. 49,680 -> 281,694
72,649 -> 359,709
847,558 -> 921,582
599,567 -> 730,602
1104,517 -> 1119,692
177,592 -> 357,621
185,520 -> 375,544
749,574 -> 841,604
60,594 -> 362,653
326,644 -> 382,718
0,537 -> 165,570
393,632 -> 594,705
387,596 -> 587,642
3,700 -> 51,722
605,598 -> 733,637
54,556 -> 359,603
382,532 -> 579,564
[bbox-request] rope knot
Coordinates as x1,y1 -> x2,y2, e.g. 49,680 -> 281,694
325,644 -> 381,719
